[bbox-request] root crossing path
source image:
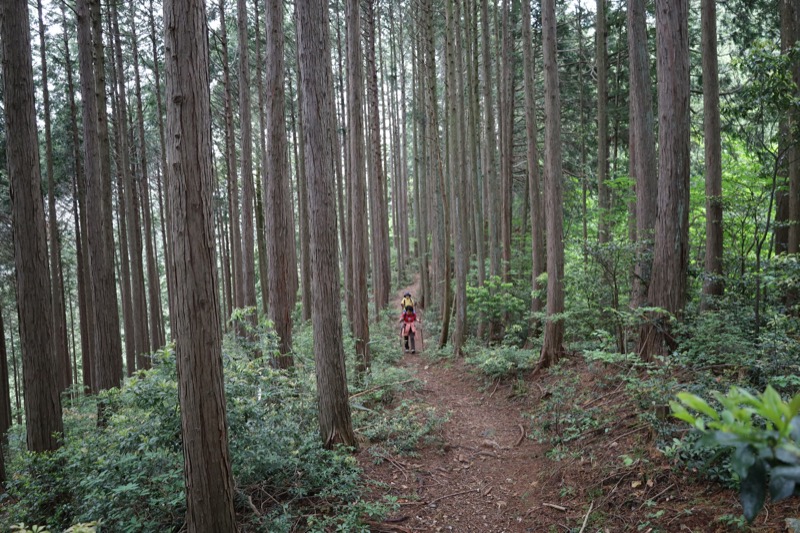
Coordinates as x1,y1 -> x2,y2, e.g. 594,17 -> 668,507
358,285 -> 569,533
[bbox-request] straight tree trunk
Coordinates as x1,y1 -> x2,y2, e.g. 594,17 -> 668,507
0,309 -> 13,442
499,0 -> 514,282
115,159 -> 136,376
596,0 -> 611,243
254,0 -> 270,315
2,0 -> 65,450
130,3 -> 163,354
77,0 -> 123,394
639,0 -> 690,359
467,0 -> 486,291
238,0 -> 258,322
149,0 -> 175,337
296,0 -> 358,448
111,0 -> 150,367
335,16 -> 354,319
346,0 -> 371,370
290,70 -> 312,323
163,0 -> 237,526
264,0 -> 295,364
37,0 -> 71,392
62,0 -> 94,391
218,0 -> 243,311
700,0 -> 724,308
365,0 -> 392,316
628,0 -> 658,309
538,0 -> 566,368
482,0 -> 500,281
521,0 -> 544,321
785,0 -> 800,255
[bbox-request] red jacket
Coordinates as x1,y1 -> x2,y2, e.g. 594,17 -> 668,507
401,312 -> 417,336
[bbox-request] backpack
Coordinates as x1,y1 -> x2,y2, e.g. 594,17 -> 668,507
401,295 -> 414,310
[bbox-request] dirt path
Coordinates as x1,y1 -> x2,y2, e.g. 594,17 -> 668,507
358,283 -> 559,533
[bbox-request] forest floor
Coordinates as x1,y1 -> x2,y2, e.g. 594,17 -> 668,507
356,283 -> 799,533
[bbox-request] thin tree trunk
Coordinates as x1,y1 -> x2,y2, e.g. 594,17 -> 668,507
296,0 -> 358,448
37,0 -> 71,392
116,159 -> 136,376
2,0 -> 64,450
538,0 -> 566,368
347,0 -> 371,370
596,0 -> 610,243
700,0 -> 724,308
130,4 -> 163,354
482,0 -> 500,281
62,0 -> 94,392
238,0 -> 258,323
290,71 -> 311,323
164,0 -> 238,525
335,15 -> 353,320
365,0 -> 392,317
521,0 -> 544,324
499,0 -> 513,283
254,0 -> 270,316
77,0 -> 124,394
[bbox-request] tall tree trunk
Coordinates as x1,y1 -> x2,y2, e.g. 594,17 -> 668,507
111,0 -> 150,367
77,0 -> 123,394
164,0 -> 237,526
413,28 -> 431,309
290,71 -> 312,322
254,0 -> 270,316
700,0 -> 724,308
596,0 -> 611,243
538,0 -> 566,368
335,15 -> 354,319
467,0 -> 485,291
62,0 -> 94,392
347,0 -> 371,371
0,309 -> 13,443
238,0 -> 258,322
521,0 -> 544,322
149,0 -> 174,337
365,0 -> 392,317
130,3 -> 163,354
296,0 -> 358,448
499,0 -> 514,282
218,0 -> 242,311
785,0 -> 800,256
482,0 -> 500,281
2,0 -> 64,450
115,159 -> 136,376
639,0 -> 690,359
37,0 -> 71,392
264,0 -> 295,365
628,0 -> 657,309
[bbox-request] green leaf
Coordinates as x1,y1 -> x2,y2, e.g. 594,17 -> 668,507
669,401 -> 697,425
740,460 -> 767,523
677,392 -> 720,421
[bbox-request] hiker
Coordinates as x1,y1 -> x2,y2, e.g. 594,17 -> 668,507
400,305 -> 419,353
401,292 -> 414,312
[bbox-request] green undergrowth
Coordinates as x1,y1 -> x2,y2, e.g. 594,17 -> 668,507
2,312 -> 442,532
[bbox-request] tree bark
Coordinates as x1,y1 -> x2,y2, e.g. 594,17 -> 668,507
0,309 -> 13,443
254,0 -> 270,316
238,0 -> 258,322
538,0 -> 566,368
346,0 -> 371,371
77,0 -> 123,393
639,0 -> 690,359
596,0 -> 611,243
628,0 -> 658,309
499,0 -> 514,282
164,0 -> 237,526
264,0 -> 295,364
36,0 -> 71,392
482,0 -> 500,281
521,0 -> 544,321
365,0 -> 392,317
2,0 -> 65,450
130,3 -> 164,354
785,0 -> 800,255
700,0 -> 724,308
296,0 -> 358,448
290,69 -> 311,323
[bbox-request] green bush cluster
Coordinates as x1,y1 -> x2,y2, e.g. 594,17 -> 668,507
4,336 -> 384,532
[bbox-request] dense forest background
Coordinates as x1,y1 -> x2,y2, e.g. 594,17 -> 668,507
0,0 -> 799,529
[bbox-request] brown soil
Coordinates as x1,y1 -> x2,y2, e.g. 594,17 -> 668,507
357,285 -> 799,532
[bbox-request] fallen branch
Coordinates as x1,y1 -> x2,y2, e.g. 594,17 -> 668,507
578,501 -> 594,533
582,382 -> 625,409
427,488 -> 480,505
515,424 -> 526,447
349,379 -> 416,400
542,502 -> 567,511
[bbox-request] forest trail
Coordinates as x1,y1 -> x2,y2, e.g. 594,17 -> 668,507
358,282 -> 559,533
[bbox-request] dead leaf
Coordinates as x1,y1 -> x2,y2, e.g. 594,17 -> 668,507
631,480 -> 642,488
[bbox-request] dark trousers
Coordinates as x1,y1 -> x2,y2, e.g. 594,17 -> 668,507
404,332 -> 416,352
